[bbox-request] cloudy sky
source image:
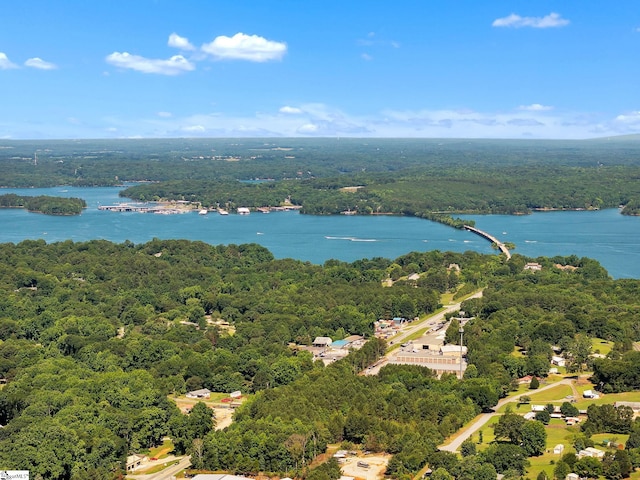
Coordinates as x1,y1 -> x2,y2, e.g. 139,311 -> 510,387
1,1 -> 639,139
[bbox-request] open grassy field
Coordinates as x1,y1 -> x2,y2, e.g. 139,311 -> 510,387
528,385 -> 574,403
592,338 -> 614,356
572,390 -> 640,410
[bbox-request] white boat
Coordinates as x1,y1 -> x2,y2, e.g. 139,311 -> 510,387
237,207 -> 250,215
218,209 -> 229,215
198,209 -> 208,215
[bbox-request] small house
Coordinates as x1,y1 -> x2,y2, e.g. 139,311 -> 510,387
566,474 -> 579,480
578,447 -> 605,459
565,417 -> 581,426
126,454 -> 145,471
554,444 -> 565,455
583,389 -> 599,399
518,375 -> 534,384
312,336 -> 332,347
186,388 -> 211,399
551,355 -> 566,367
524,262 -> 542,271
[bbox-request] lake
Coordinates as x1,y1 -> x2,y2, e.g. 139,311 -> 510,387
2,186 -> 640,279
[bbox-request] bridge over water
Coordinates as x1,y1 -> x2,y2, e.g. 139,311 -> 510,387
463,225 -> 511,260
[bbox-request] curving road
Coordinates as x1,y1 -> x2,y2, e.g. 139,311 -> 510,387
439,378 -> 575,452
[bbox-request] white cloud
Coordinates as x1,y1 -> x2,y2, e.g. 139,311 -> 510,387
168,33 -> 195,51
279,106 -> 302,114
24,57 -> 57,70
157,111 -> 173,118
201,33 -> 287,62
182,125 -> 206,132
614,111 -> 640,124
519,103 -> 554,111
0,52 -> 18,69
493,12 -> 570,29
361,53 -> 373,61
105,52 -> 195,75
297,123 -> 319,133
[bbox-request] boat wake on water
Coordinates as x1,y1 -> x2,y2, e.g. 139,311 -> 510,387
325,236 -> 377,242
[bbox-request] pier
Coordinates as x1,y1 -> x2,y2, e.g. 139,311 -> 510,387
463,225 -> 511,260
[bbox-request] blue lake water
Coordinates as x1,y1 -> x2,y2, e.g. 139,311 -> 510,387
2,186 -> 640,279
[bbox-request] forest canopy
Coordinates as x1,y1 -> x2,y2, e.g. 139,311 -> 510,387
3,137 -> 640,218
0,238 -> 638,478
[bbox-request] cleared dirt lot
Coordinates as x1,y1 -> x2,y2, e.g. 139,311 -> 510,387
340,454 -> 390,480
171,396 -> 237,430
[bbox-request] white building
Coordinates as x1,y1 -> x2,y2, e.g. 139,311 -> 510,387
578,447 -> 605,459
583,389 -> 600,399
186,388 -> 211,399
313,336 -> 333,347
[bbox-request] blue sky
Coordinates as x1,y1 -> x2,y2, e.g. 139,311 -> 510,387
1,1 -> 639,139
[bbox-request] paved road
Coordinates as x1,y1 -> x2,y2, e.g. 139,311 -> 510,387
439,378 -> 574,452
127,455 -> 191,480
364,290 -> 483,376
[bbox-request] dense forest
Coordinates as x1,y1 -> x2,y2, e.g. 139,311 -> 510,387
3,138 -> 640,220
0,238 -> 638,478
0,193 -> 86,215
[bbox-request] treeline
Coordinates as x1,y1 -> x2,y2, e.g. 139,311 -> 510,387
3,137 -> 640,187
4,138 -> 640,218
119,162 -> 640,223
0,193 -> 86,215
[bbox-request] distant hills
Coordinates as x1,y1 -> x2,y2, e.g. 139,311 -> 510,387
588,133 -> 640,142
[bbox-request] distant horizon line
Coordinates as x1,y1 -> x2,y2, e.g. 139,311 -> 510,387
2,134 -> 640,143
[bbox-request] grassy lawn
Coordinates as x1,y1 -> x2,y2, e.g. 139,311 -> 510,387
527,384 -> 574,403
475,416 -> 500,448
572,390 -> 640,410
441,292 -> 455,305
591,432 -> 630,447
511,346 -> 526,358
592,338 -> 614,356
145,438 -> 174,459
137,460 -> 180,475
170,391 -> 239,404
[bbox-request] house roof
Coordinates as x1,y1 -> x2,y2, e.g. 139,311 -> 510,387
187,388 -> 211,396
313,336 -> 332,345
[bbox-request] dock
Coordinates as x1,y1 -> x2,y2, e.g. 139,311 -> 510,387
463,225 -> 511,260
98,204 -> 188,214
